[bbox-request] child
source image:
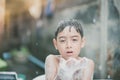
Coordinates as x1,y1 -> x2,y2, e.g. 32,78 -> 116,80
45,19 -> 94,80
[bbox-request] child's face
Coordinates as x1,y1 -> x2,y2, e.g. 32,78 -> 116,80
53,26 -> 85,60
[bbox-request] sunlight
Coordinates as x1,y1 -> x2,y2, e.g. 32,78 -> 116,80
28,0 -> 42,19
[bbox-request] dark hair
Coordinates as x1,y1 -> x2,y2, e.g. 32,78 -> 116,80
55,19 -> 84,39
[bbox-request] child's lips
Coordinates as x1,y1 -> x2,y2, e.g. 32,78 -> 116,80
66,51 -> 73,55
66,51 -> 73,53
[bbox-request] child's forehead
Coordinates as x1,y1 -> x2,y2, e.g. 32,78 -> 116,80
58,27 -> 81,36
61,26 -> 77,32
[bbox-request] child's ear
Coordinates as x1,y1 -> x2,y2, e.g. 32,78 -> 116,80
53,38 -> 58,50
81,37 -> 86,48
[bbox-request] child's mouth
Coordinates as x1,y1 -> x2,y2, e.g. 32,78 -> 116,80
66,51 -> 73,55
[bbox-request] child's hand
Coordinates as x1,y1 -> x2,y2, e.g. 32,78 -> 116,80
59,57 -> 81,69
56,57 -> 83,80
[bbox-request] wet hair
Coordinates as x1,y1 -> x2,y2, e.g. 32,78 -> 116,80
55,19 -> 84,39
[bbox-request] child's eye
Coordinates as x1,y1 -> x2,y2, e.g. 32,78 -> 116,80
72,39 -> 78,41
59,40 -> 65,42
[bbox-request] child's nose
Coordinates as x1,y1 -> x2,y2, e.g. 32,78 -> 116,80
66,41 -> 72,48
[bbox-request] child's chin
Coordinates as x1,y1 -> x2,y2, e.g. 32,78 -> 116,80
66,56 -> 75,60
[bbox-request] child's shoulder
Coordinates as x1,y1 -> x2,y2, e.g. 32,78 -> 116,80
81,57 -> 94,65
45,54 -> 60,61
83,57 -> 94,65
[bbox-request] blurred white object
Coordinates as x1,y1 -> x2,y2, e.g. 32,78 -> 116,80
0,72 -> 18,80
33,74 -> 45,80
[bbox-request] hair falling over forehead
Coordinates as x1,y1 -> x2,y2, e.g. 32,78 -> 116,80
55,19 -> 84,39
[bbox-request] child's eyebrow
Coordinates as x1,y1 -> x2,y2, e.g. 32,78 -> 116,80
71,35 -> 79,38
58,36 -> 66,39
58,35 -> 79,39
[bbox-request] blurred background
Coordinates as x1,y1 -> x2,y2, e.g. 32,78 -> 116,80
0,0 -> 120,80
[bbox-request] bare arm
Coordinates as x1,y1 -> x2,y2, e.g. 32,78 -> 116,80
45,55 -> 59,80
82,59 -> 94,80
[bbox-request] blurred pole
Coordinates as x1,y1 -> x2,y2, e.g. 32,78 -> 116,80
28,55 -> 45,69
100,0 -> 108,78
0,0 -> 5,53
